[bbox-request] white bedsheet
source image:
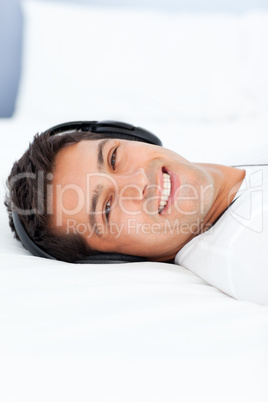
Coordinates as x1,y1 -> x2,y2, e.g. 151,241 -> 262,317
1,1 -> 268,401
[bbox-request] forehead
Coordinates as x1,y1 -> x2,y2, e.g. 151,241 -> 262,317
55,139 -> 99,164
53,139 -> 101,183
50,140 -> 99,230
53,138 -> 151,181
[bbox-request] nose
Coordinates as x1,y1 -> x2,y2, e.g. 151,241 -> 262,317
115,168 -> 148,200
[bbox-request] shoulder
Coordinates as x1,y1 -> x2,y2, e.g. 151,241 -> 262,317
175,165 -> 268,303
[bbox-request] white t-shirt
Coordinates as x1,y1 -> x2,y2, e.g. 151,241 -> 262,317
175,164 -> 268,305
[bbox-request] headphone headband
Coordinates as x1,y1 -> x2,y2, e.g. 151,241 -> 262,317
47,120 -> 162,146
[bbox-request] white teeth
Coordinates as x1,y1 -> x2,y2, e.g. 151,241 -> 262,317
159,172 -> 171,213
162,189 -> 170,196
163,181 -> 171,189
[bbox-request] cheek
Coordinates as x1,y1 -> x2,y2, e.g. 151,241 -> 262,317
127,141 -> 160,161
107,215 -> 153,244
175,168 -> 214,217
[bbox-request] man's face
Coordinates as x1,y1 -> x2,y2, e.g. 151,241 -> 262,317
51,138 -> 215,261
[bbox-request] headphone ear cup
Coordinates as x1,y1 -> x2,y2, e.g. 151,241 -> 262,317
75,253 -> 146,264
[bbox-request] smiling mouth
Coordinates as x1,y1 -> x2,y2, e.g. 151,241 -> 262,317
158,169 -> 172,213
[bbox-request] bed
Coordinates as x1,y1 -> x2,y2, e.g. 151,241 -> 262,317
1,1 -> 268,401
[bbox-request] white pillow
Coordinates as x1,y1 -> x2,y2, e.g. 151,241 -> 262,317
16,0 -> 268,124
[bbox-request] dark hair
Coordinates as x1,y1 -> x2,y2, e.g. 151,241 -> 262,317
5,130 -> 111,262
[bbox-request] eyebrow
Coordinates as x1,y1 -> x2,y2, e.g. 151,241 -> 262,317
89,138 -> 111,237
97,138 -> 110,171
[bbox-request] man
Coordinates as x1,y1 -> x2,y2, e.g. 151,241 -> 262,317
5,124 -> 268,304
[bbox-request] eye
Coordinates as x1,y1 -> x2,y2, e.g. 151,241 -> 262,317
105,198 -> 112,223
110,147 -> 118,171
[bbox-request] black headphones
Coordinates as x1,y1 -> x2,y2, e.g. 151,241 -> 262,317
12,120 -> 163,264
